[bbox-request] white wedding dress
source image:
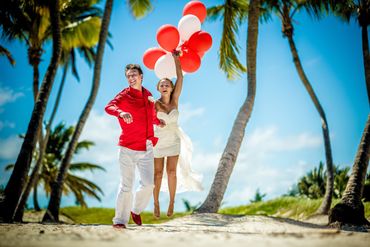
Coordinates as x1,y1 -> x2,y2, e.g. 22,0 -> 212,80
154,109 -> 203,193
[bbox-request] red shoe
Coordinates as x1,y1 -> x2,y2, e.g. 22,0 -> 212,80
131,211 -> 142,226
113,224 -> 126,229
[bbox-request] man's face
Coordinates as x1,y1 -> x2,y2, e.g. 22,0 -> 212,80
125,69 -> 143,90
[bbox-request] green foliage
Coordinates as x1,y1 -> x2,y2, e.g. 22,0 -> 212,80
207,0 -> 247,80
298,162 -> 326,199
40,122 -> 105,207
220,196 -> 370,220
128,0 -> 153,19
0,45 -> 15,65
250,188 -> 267,203
4,122 -> 105,208
296,162 -> 351,199
60,207 -> 189,224
182,198 -> 201,212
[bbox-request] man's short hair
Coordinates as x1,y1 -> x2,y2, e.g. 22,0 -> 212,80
125,64 -> 143,75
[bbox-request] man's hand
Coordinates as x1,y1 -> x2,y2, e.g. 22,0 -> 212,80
119,111 -> 133,124
158,119 -> 166,128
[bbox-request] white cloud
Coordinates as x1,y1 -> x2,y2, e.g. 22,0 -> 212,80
0,121 -> 15,130
0,135 -> 22,160
0,86 -> 24,107
178,103 -> 205,125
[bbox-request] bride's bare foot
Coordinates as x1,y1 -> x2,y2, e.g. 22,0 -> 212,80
154,202 -> 160,219
167,201 -> 174,217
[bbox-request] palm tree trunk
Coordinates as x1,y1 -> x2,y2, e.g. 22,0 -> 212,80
32,62 -> 40,101
42,0 -> 114,222
28,46 -> 43,101
285,27 -> 334,215
13,63 -> 70,222
361,24 -> 370,105
33,184 -> 40,211
329,114 -> 370,226
195,0 -> 260,213
0,0 -> 62,223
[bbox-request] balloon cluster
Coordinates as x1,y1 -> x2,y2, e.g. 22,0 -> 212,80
143,1 -> 212,79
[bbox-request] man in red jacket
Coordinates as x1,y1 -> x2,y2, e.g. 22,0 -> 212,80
105,64 -> 165,229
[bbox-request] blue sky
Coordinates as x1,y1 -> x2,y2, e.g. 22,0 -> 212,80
0,0 -> 368,212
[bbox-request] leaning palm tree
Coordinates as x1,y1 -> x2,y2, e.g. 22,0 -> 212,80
330,0 -> 369,105
42,0 -> 153,222
13,18 -> 101,221
6,123 -> 105,211
263,0 -> 334,215
329,114 -> 370,226
0,0 -> 62,223
196,0 -> 260,213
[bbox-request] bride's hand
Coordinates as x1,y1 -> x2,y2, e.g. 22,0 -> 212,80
158,119 -> 166,128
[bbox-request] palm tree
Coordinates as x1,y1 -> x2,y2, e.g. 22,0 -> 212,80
6,123 -> 105,211
298,161 -> 326,199
263,0 -> 334,215
0,0 -> 62,223
327,0 -> 370,227
329,114 -> 370,226
196,0 -> 260,213
42,0 -> 153,222
13,17 -> 102,221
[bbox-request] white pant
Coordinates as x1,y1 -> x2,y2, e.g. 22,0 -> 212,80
113,141 -> 154,225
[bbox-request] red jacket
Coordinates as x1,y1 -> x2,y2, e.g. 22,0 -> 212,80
105,86 -> 160,151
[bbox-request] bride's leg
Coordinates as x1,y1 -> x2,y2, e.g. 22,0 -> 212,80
166,155 -> 179,217
154,158 -> 164,218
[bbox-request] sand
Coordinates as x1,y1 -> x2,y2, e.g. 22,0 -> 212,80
0,213 -> 369,247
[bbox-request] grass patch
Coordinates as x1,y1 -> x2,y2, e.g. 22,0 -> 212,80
219,197 -> 370,220
60,207 -> 189,225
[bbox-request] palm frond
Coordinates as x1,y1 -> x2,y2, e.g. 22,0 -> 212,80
128,0 -> 153,19
207,4 -> 225,21
5,164 -> 15,171
69,162 -> 106,172
70,48 -> 80,81
329,0 -> 357,23
300,0 -> 331,20
218,0 -> 248,80
61,16 -> 101,50
74,140 -> 95,154
0,45 -> 16,65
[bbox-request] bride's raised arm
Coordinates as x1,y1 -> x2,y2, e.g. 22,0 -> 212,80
171,52 -> 183,105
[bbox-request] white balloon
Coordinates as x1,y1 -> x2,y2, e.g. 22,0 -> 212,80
154,53 -> 177,79
178,14 -> 201,41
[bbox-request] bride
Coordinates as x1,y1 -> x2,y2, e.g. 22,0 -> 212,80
153,51 -> 203,218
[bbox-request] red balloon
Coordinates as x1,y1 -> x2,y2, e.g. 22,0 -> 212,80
179,46 -> 201,73
187,31 -> 212,53
143,47 -> 166,70
183,1 -> 207,23
156,25 -> 180,52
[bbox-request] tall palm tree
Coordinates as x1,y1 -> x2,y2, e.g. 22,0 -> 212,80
6,123 -> 106,211
328,0 -> 369,226
196,0 -> 260,213
329,114 -> 370,226
263,0 -> 334,215
13,17 -> 101,221
331,0 -> 369,105
42,0 -> 153,222
0,0 -> 62,223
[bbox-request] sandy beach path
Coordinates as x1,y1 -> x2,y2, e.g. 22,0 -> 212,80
0,213 -> 369,247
